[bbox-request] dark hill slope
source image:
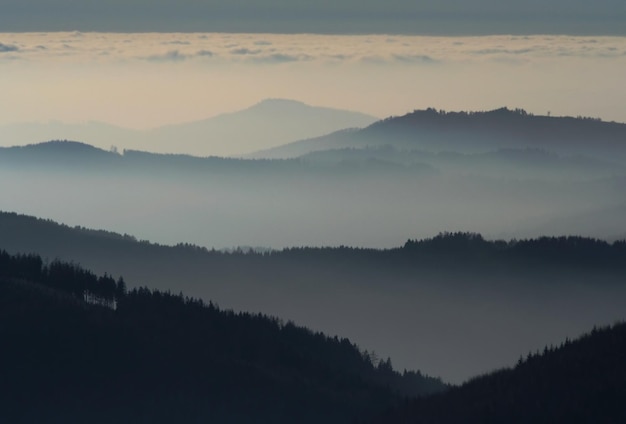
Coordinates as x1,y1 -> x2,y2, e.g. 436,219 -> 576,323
1,213 -> 625,295
2,212 -> 625,282
253,108 -> 626,161
373,321 -> 626,424
2,211 -> 626,383
368,108 -> 626,150
0,251 -> 446,424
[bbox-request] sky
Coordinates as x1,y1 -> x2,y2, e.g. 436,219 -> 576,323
1,32 -> 626,130
1,0 -> 625,35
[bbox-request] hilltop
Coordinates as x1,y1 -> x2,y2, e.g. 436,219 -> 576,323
252,108 -> 626,161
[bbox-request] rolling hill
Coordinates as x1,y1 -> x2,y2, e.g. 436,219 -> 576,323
251,108 -> 626,162
1,211 -> 625,383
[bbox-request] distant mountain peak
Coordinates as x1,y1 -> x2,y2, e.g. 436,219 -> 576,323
250,98 -> 372,116
254,98 -> 308,108
0,99 -> 378,157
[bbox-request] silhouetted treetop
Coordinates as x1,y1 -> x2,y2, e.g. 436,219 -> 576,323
2,212 -> 625,288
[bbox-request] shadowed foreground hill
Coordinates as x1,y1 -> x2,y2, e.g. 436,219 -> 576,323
373,322 -> 626,424
2,211 -> 626,383
0,251 -> 446,424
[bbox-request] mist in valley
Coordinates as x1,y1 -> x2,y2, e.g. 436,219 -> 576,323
1,126 -> 625,383
1,122 -> 625,249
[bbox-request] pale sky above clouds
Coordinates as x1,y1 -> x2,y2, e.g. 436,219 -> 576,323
1,32 -> 626,128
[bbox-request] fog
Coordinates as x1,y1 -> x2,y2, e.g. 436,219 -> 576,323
0,142 -> 624,248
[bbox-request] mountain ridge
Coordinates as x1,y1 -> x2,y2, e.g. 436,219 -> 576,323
251,107 -> 626,161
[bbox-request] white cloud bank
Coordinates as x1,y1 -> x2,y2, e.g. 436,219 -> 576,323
3,33 -> 626,65
1,33 -> 625,128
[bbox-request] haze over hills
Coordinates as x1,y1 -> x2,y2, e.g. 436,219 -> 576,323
0,99 -> 377,157
298,146 -> 626,181
251,107 -> 626,162
1,134 -> 625,247
2,211 -> 626,383
146,99 -> 378,156
2,139 -> 624,182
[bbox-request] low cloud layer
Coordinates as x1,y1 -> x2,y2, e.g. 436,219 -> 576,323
1,33 -> 625,129
3,33 -> 626,66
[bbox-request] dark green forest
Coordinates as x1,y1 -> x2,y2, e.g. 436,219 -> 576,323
2,210 -> 626,383
1,212 -> 624,288
0,250 -> 445,424
2,247 -> 625,423
368,107 -> 626,154
256,107 -> 626,161
373,321 -> 626,424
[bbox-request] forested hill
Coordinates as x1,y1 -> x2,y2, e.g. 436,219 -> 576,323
3,211 -> 626,383
373,321 -> 626,424
2,212 -> 625,283
0,250 -> 446,424
252,108 -> 626,160
369,107 -> 626,146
